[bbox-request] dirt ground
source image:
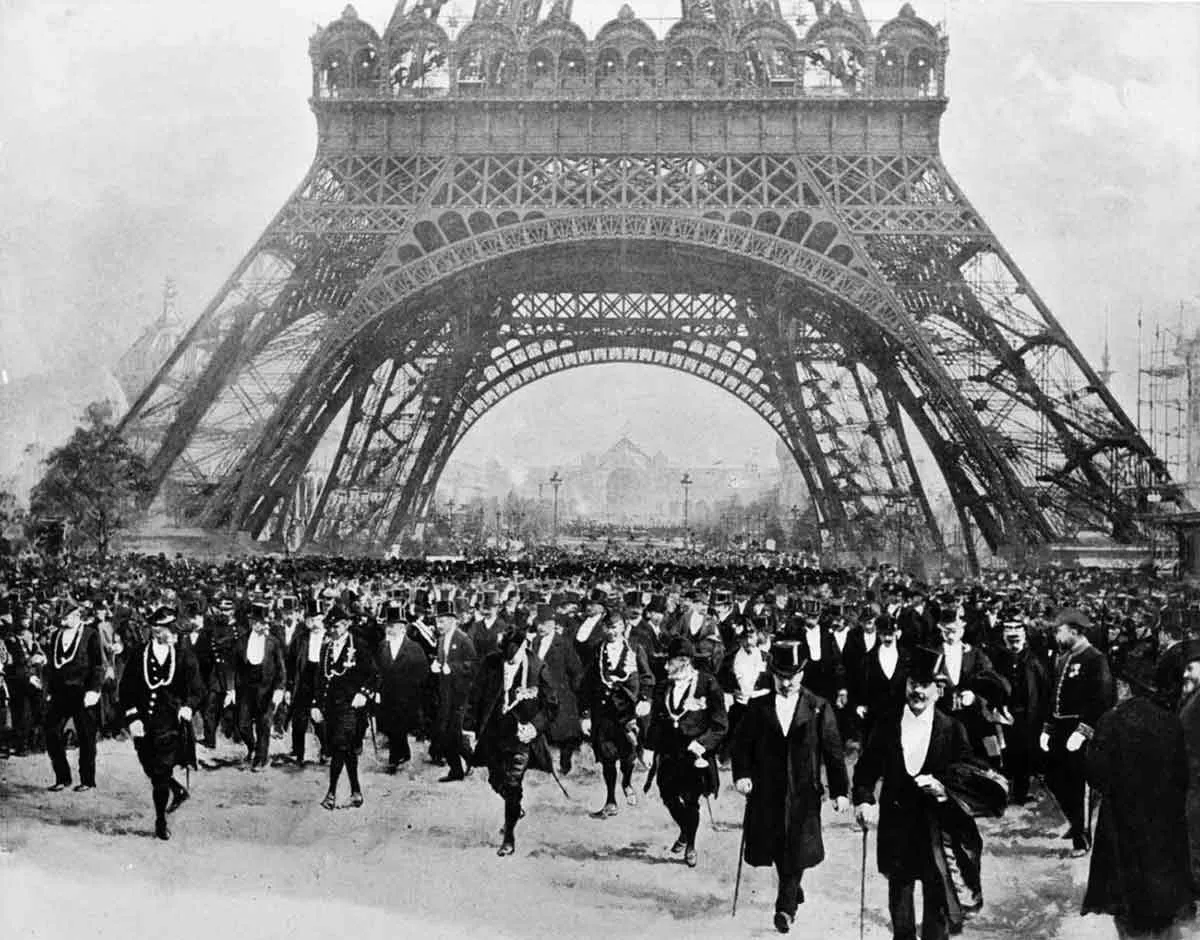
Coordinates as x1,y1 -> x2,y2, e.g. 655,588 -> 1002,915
0,735 -> 1143,940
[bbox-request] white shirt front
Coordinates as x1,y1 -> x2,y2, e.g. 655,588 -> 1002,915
247,632 -> 266,665
941,643 -> 963,685
804,627 -> 823,662
900,704 -> 935,776
732,648 -> 766,704
832,628 -> 849,653
861,631 -> 878,653
774,692 -> 800,734
330,633 -> 348,663
388,635 -> 403,660
604,640 -> 624,670
688,611 -> 705,636
575,614 -> 602,643
502,660 -> 520,692
879,644 -> 899,680
151,641 -> 171,665
307,630 -> 324,663
536,634 -> 553,662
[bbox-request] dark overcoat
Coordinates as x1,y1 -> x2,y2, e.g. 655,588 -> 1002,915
530,632 -> 583,746
731,689 -> 848,872
1082,696 -> 1195,926
375,634 -> 429,735
851,708 -> 974,880
1181,690 -> 1200,889
464,650 -> 558,776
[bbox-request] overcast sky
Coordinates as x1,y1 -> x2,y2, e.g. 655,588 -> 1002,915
1,0 -> 1197,479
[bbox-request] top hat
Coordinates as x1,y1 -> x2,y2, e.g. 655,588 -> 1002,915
324,605 -> 353,627
383,601 -> 405,624
908,647 -> 942,685
768,641 -> 808,677
434,600 -> 455,619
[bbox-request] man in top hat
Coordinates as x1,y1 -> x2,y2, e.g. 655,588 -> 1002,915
194,595 -> 242,748
118,607 -> 203,840
311,605 -> 377,809
579,607 -> 653,817
572,590 -> 609,666
853,647 -> 976,940
645,635 -> 728,867
44,600 -> 105,792
468,589 -> 506,660
528,603 -> 584,775
286,595 -> 327,766
990,614 -> 1049,805
374,601 -> 429,772
428,600 -> 478,782
731,640 -> 849,934
1040,608 -> 1115,855
464,625 -> 559,857
234,600 -> 288,771
672,590 -> 725,677
933,606 -> 992,718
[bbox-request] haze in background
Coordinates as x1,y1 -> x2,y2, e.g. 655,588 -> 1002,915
1,0 -> 1197,492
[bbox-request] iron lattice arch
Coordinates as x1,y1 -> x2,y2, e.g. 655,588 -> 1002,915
116,0 -> 1174,563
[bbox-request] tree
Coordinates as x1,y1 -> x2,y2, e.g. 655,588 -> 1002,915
28,401 -> 151,559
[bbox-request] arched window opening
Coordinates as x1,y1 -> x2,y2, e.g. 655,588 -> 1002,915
389,41 -> 450,94
320,50 -> 348,97
877,45 -> 904,90
803,40 -> 863,94
697,47 -> 724,88
908,47 -> 935,96
666,47 -> 694,89
596,47 -> 622,90
627,47 -> 655,87
528,47 -> 555,90
353,46 -> 379,91
559,48 -> 587,90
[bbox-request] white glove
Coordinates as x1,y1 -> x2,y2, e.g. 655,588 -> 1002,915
178,706 -> 193,723
580,717 -> 592,738
958,690 -> 976,707
104,666 -> 115,682
272,690 -> 285,706
687,739 -> 706,757
854,803 -> 879,829
83,690 -> 101,708
835,689 -> 848,709
311,707 -> 323,724
855,705 -> 867,719
1066,730 -> 1086,753
351,693 -> 367,709
224,690 -> 236,706
832,796 -> 849,813
463,730 -> 477,750
734,777 -> 753,796
29,676 -> 42,690
516,722 -> 536,744
1039,731 -> 1051,752
129,720 -> 145,738
634,700 -> 651,718
429,661 -> 443,674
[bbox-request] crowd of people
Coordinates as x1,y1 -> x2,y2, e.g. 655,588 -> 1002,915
3,548 -> 1200,938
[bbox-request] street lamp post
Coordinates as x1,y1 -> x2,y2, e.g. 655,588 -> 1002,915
680,473 -> 693,545
549,471 -> 562,541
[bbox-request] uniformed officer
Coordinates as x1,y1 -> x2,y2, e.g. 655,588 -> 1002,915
1040,608 -> 1115,855
118,607 -> 203,840
645,635 -> 728,867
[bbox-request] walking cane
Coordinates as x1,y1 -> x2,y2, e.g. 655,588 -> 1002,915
859,822 -> 869,940
731,804 -> 748,917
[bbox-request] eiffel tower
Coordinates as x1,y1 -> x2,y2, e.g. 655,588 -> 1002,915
117,0 -> 1173,566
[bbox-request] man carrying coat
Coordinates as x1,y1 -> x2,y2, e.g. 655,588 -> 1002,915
852,647 -> 976,940
731,640 -> 849,934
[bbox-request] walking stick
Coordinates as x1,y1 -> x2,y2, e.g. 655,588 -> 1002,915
704,794 -> 716,828
368,713 -> 379,760
859,822 -> 869,940
731,811 -> 748,918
